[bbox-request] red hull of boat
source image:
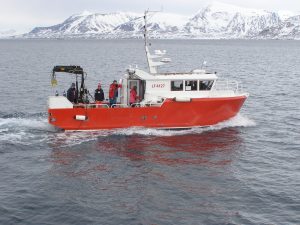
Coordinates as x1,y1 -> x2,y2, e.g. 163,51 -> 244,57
48,96 -> 247,130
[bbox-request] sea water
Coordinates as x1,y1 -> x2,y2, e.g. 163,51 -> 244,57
0,39 -> 299,225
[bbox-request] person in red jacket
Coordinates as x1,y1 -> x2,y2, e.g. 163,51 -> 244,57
109,80 -> 122,107
129,86 -> 139,107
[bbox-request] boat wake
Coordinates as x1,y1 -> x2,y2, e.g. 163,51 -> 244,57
0,112 -> 55,146
0,112 -> 255,147
116,113 -> 256,136
45,114 -> 256,147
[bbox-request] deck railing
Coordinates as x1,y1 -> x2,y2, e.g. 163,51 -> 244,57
73,103 -> 110,108
73,102 -> 164,109
212,80 -> 243,94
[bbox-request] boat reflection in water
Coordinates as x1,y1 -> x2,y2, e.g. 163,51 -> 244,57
96,128 -> 243,166
49,127 -> 244,176
47,128 -> 246,223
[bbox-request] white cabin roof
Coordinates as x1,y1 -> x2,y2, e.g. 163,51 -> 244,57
154,73 -> 217,80
133,69 -> 218,81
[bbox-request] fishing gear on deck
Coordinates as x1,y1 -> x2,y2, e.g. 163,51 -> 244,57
51,65 -> 90,103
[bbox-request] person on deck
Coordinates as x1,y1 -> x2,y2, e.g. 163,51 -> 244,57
94,83 -> 104,106
67,83 -> 77,103
109,80 -> 122,107
129,86 -> 139,107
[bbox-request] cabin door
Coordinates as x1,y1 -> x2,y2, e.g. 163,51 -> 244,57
128,80 -> 140,105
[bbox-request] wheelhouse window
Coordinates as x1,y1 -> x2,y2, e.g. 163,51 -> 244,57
185,80 -> 198,91
199,80 -> 214,91
171,80 -> 183,91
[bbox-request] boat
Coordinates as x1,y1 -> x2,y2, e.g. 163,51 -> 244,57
48,10 -> 249,131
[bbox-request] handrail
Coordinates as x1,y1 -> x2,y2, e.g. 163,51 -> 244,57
74,103 -> 110,108
131,102 -> 163,107
147,102 -> 163,107
73,101 -> 166,109
131,103 -> 141,107
212,79 -> 243,94
94,103 -> 110,108
111,104 -> 129,108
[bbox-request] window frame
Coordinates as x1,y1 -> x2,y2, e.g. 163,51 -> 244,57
185,80 -> 198,91
199,80 -> 214,91
170,80 -> 184,91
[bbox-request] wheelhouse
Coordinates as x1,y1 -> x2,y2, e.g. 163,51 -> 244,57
120,68 -> 219,106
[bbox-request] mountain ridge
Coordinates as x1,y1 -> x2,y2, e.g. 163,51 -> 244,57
6,2 -> 300,40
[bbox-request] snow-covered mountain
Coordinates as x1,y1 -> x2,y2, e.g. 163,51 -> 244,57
20,2 -> 300,39
259,15 -> 300,40
113,13 -> 189,38
185,2 -> 283,38
25,11 -> 140,38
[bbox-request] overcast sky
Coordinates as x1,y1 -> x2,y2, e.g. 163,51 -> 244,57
1,0 -> 300,33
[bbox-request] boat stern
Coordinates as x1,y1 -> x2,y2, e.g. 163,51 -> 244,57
48,96 -> 73,128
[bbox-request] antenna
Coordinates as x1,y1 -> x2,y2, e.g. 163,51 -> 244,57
143,9 -> 162,47
143,9 -> 170,74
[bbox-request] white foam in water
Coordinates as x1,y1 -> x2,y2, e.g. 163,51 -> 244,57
0,117 -> 50,130
47,114 -> 256,147
0,128 -> 9,133
0,114 -> 255,146
0,116 -> 54,144
48,132 -> 99,147
210,113 -> 256,130
112,113 -> 256,137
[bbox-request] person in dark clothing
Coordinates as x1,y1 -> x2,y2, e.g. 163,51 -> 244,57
67,83 -> 77,103
94,83 -> 105,104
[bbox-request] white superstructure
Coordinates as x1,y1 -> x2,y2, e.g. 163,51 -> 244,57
118,10 -> 247,107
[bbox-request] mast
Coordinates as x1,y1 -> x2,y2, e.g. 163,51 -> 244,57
143,10 -> 154,73
143,10 -> 171,74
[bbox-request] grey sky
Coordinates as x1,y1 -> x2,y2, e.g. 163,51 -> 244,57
1,0 -> 300,33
